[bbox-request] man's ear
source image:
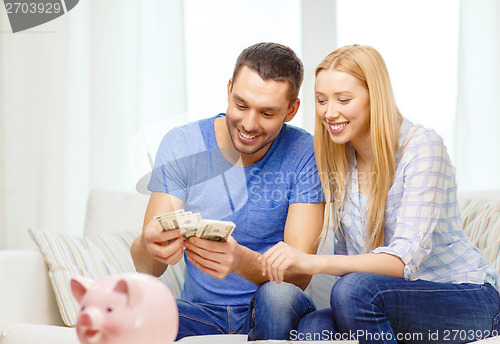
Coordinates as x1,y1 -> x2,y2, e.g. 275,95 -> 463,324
285,98 -> 300,122
227,78 -> 233,103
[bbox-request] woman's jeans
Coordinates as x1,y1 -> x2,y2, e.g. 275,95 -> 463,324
298,273 -> 500,344
176,281 -> 316,341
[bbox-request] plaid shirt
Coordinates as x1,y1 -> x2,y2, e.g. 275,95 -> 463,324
335,119 -> 499,290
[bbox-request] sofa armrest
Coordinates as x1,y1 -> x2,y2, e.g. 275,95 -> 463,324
0,250 -> 64,329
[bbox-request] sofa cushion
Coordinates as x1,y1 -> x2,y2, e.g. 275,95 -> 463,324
28,228 -> 184,327
0,250 -> 64,329
0,323 -> 78,344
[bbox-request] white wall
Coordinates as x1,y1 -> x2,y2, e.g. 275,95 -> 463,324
1,1 -> 498,249
336,0 -> 460,158
183,0 -> 302,123
0,0 -> 186,249
183,0 -> 337,133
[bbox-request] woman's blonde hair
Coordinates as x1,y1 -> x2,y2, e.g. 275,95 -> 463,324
314,45 -> 403,251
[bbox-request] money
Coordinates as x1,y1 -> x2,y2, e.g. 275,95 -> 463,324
197,219 -> 236,242
155,209 -> 186,231
154,209 -> 235,242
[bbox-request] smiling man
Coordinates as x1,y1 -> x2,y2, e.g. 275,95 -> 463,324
131,42 -> 325,341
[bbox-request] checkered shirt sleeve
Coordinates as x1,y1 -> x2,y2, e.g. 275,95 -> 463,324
372,127 -> 453,279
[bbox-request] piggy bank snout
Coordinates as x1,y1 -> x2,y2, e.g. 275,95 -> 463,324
73,273 -> 179,344
77,308 -> 102,329
78,313 -> 92,328
76,308 -> 105,344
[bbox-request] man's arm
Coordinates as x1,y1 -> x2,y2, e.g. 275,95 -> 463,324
184,202 -> 325,289
131,192 -> 185,277
280,202 -> 325,288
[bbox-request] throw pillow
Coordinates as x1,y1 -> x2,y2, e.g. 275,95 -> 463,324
460,199 -> 500,272
28,228 -> 184,326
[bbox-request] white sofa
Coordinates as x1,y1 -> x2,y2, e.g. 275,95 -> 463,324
1,189 -> 500,344
0,189 -> 151,344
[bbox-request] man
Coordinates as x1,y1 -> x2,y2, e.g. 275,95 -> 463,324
131,42 -> 325,340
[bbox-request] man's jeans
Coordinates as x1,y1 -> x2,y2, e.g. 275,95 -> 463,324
176,281 -> 316,341
297,273 -> 500,344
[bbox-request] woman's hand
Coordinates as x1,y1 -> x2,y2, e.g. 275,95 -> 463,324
258,241 -> 312,284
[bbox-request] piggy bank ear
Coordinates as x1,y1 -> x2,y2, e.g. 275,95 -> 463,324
114,279 -> 142,308
70,277 -> 93,304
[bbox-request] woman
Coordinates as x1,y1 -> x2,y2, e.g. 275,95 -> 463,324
259,45 -> 500,344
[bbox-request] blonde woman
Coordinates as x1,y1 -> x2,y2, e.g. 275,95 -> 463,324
259,45 -> 500,343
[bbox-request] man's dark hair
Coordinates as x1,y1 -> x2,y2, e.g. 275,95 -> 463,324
232,42 -> 304,106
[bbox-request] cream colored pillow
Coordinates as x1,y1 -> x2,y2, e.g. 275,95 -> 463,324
29,228 -> 184,326
461,199 -> 500,272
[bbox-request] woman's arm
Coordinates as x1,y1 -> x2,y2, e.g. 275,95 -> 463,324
312,252 -> 404,278
259,242 -> 404,283
260,127 -> 454,283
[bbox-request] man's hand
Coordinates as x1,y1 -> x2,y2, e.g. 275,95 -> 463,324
184,235 -> 241,280
142,219 -> 186,266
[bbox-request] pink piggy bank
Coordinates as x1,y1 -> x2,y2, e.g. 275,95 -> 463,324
70,273 -> 178,344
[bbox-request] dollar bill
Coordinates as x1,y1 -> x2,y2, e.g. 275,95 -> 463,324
197,219 -> 236,242
154,210 -> 235,242
180,212 -> 201,238
154,209 -> 185,231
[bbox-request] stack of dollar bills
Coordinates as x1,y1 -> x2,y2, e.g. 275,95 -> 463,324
154,209 -> 236,242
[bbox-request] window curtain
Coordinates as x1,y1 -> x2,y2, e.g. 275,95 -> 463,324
455,0 -> 500,191
0,0 -> 186,249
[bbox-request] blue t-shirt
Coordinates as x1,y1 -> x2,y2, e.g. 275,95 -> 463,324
148,114 -> 324,305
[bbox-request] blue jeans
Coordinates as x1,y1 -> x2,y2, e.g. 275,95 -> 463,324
298,273 -> 500,344
176,281 -> 316,341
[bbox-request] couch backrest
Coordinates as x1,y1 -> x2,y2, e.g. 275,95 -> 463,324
84,189 -> 149,236
84,188 -> 500,310
458,190 -> 500,202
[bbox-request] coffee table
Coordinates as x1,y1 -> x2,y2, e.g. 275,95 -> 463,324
176,334 -> 358,343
